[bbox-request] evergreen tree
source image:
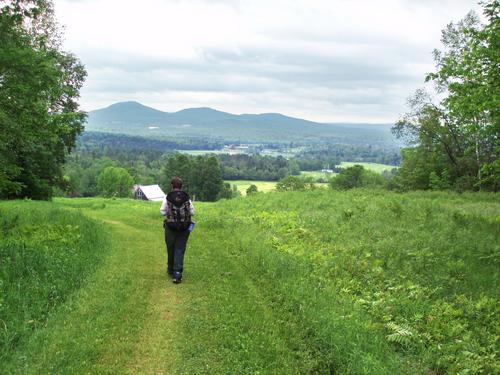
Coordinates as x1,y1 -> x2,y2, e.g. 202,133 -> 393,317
199,156 -> 223,201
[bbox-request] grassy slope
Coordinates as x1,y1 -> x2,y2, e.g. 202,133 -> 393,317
2,190 -> 498,374
210,190 -> 499,373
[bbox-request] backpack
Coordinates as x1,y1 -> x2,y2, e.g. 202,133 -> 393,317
164,190 -> 192,231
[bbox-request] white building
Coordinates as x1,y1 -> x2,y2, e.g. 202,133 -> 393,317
133,184 -> 166,202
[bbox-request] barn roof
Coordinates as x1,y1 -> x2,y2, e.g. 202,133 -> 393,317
138,184 -> 165,201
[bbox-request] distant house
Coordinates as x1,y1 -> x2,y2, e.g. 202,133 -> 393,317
223,144 -> 250,155
133,184 -> 165,202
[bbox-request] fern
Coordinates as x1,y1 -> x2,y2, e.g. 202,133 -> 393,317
386,322 -> 417,346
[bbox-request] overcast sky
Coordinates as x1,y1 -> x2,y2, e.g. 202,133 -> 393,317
54,0 -> 481,123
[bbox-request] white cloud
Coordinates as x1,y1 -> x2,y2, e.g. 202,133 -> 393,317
55,0 -> 482,122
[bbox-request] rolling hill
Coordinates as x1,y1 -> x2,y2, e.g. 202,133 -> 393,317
85,101 -> 399,146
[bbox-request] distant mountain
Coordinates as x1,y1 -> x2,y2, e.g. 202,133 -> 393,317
85,101 -> 397,146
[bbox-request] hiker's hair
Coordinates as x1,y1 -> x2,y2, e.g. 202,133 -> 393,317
171,176 -> 183,189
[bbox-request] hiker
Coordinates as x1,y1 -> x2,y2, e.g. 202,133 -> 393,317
160,177 -> 195,284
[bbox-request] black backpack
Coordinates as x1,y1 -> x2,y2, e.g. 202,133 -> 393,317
164,190 -> 192,231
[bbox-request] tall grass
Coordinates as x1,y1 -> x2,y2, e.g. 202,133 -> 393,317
203,190 -> 499,373
0,201 -> 107,361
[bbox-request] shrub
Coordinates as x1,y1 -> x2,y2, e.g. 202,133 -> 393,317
276,176 -> 315,192
330,165 -> 386,190
246,184 -> 258,195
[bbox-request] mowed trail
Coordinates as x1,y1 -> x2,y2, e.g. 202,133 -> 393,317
12,199 -> 317,374
70,201 -> 187,374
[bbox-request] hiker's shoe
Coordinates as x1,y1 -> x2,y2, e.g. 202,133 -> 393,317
172,272 -> 182,284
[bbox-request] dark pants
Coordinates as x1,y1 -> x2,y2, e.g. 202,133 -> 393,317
165,226 -> 190,275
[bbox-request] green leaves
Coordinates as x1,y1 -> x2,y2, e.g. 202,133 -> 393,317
96,166 -> 134,198
0,0 -> 86,199
393,1 -> 499,192
385,322 -> 417,347
161,154 -> 224,201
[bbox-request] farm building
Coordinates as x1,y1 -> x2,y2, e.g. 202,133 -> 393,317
133,184 -> 166,202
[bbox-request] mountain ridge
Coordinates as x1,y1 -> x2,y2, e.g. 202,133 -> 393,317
85,101 -> 397,145
90,101 -> 391,127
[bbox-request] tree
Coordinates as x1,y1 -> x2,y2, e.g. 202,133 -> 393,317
0,0 -> 87,199
330,165 -> 364,190
198,156 -> 223,201
97,167 -> 134,197
160,154 -> 224,201
393,1 -> 499,191
160,154 -> 193,194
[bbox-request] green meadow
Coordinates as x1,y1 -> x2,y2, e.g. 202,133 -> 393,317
0,190 -> 498,374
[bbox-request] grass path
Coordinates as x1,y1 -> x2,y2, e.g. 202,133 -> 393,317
3,200 -> 183,373
5,198 -> 318,373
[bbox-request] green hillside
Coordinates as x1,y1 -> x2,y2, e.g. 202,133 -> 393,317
1,191 -> 498,374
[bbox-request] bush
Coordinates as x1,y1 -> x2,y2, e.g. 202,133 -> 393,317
246,184 -> 258,195
330,165 -> 386,190
276,176 -> 315,192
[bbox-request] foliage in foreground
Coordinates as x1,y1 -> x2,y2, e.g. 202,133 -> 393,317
0,201 -> 107,360
0,0 -> 86,199
394,1 -> 499,192
208,190 -> 499,373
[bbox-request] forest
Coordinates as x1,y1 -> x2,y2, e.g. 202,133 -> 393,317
59,130 -> 402,199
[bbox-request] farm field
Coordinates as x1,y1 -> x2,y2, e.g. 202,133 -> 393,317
225,180 -> 278,195
0,190 -> 498,374
338,161 -> 398,173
